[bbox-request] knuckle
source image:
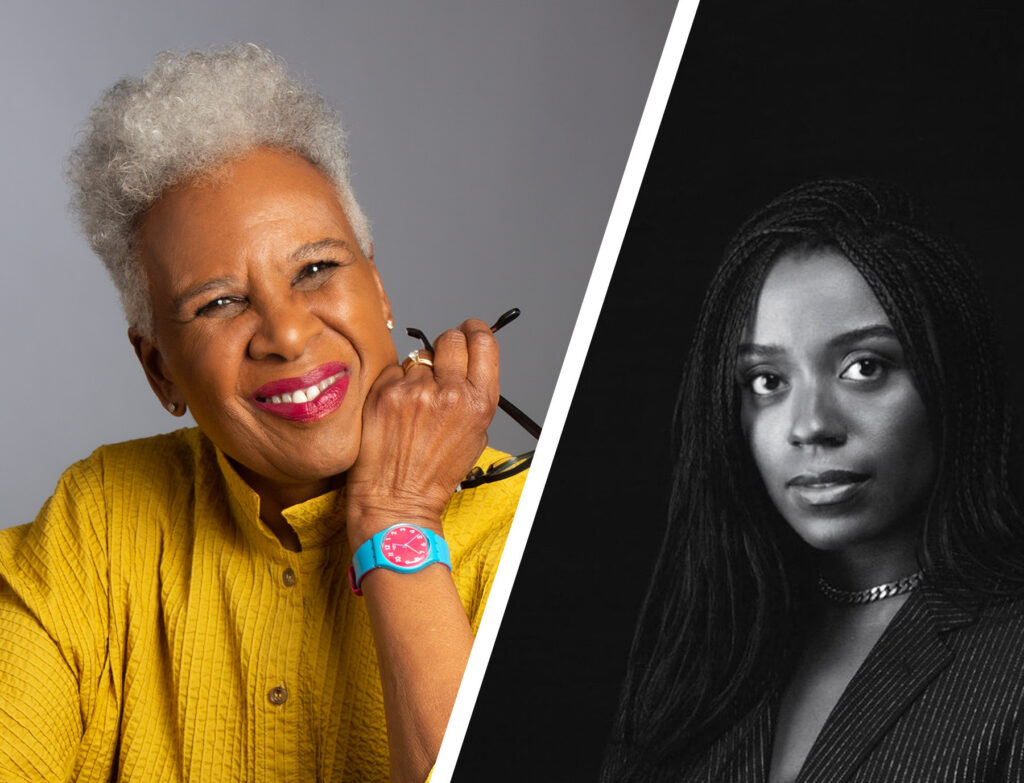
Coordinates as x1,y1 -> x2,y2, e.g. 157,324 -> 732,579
460,317 -> 487,332
377,382 -> 406,408
438,328 -> 467,344
467,328 -> 497,351
436,385 -> 463,409
466,395 -> 493,421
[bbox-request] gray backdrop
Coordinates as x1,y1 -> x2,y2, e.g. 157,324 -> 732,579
0,0 -> 676,528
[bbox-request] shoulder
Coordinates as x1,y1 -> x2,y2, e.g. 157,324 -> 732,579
441,446 -> 529,624
933,588 -> 1024,680
0,428 -> 210,577
86,426 -> 210,489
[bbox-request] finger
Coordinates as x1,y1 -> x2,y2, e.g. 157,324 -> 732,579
432,329 -> 469,384
461,319 -> 500,402
366,362 -> 407,401
401,348 -> 435,375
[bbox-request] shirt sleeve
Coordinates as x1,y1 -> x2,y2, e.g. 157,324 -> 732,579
444,462 -> 527,635
0,455 -> 112,781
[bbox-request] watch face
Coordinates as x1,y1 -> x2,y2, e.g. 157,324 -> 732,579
380,526 -> 431,569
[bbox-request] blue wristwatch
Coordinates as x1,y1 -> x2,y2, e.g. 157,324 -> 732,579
348,523 -> 451,595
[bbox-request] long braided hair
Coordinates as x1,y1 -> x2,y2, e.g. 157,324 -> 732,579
602,179 -> 1024,781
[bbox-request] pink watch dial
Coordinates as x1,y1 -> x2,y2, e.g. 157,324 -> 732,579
379,525 -> 431,568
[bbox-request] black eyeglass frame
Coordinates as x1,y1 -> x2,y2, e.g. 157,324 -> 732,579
405,307 -> 540,490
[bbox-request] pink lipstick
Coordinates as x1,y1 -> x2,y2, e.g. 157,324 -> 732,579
252,361 -> 349,423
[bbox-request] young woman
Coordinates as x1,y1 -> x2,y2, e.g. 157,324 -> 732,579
603,179 -> 1024,782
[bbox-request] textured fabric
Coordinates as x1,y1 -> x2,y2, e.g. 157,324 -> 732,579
0,428 -> 523,782
681,584 -> 1024,782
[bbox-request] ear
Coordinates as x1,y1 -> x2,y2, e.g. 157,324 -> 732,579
129,327 -> 186,416
365,242 -> 393,327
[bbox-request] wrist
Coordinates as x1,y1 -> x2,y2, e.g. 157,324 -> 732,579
347,506 -> 444,549
348,522 -> 451,595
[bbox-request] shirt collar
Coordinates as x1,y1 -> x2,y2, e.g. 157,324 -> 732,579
214,444 -> 348,553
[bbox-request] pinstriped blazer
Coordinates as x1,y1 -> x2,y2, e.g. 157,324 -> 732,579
682,584 -> 1024,783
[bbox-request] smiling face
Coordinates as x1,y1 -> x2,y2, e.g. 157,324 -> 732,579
736,246 -> 936,566
133,147 -> 396,501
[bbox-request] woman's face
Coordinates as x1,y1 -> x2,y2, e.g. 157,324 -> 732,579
736,247 -> 935,560
133,147 -> 396,497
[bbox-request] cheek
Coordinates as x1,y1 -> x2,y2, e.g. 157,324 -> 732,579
741,402 -> 788,490
870,390 -> 935,489
168,329 -> 246,404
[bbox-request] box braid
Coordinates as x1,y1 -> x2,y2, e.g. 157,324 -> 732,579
602,179 -> 1024,783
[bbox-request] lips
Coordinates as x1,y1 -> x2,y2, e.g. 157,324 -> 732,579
786,469 -> 871,507
252,361 -> 350,423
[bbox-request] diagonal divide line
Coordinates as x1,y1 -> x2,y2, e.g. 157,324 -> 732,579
431,2 -> 703,779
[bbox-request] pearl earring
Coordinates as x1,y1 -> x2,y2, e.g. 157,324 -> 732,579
386,319 -> 394,331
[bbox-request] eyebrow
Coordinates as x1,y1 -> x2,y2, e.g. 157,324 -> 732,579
290,237 -> 356,262
738,324 -> 899,359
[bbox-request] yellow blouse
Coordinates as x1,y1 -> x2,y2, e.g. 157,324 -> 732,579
0,428 -> 523,782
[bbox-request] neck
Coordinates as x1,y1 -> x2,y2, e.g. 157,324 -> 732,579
229,457 -> 344,552
817,519 -> 922,592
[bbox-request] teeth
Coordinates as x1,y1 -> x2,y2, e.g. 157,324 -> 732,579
258,371 -> 345,405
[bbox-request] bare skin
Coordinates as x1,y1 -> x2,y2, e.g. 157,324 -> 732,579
131,147 -> 498,782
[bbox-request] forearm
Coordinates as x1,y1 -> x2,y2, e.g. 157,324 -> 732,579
361,564 -> 474,783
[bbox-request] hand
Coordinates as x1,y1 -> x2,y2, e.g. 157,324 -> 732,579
345,318 -> 500,546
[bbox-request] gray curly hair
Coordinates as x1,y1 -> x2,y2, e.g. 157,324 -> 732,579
68,43 -> 372,338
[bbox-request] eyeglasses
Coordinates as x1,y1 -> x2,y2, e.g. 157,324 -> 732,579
406,307 -> 540,490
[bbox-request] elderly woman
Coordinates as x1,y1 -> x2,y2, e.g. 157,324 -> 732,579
0,45 -> 526,782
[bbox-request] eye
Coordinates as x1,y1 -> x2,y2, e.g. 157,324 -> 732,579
748,372 -> 787,397
195,295 -> 248,318
294,260 -> 340,289
840,358 -> 887,382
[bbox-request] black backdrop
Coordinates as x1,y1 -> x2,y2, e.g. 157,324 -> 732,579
455,1 -> 1024,779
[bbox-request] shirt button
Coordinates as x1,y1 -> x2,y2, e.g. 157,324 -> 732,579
268,685 -> 289,705
282,567 -> 296,587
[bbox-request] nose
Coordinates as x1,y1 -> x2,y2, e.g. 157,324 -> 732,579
247,296 -> 323,362
788,381 -> 847,448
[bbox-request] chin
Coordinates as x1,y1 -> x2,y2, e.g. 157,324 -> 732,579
283,450 -> 359,484
787,514 -> 887,553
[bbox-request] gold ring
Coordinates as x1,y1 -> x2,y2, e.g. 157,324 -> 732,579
402,349 -> 434,371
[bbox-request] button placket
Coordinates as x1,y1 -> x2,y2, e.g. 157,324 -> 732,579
255,556 -> 305,781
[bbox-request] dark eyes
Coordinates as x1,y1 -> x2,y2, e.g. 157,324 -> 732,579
194,261 -> 340,318
839,358 -> 884,381
195,295 -> 247,318
744,358 -> 889,397
293,260 -> 340,286
749,373 -> 785,396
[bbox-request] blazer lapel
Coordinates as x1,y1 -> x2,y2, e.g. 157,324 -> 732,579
795,586 -> 978,783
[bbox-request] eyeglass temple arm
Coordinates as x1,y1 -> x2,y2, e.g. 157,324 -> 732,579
496,396 -> 541,439
405,308 -> 542,438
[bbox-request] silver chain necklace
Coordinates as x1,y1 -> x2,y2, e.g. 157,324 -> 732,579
818,570 -> 924,605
